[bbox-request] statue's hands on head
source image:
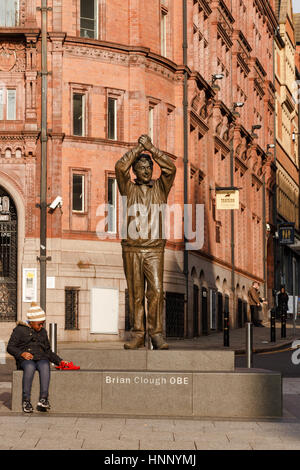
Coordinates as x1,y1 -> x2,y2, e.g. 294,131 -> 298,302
138,134 -> 153,152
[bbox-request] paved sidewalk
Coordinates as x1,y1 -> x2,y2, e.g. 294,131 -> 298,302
56,319 -> 300,355
0,377 -> 300,450
1,319 -> 299,450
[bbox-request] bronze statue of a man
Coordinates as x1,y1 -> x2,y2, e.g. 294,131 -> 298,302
115,135 -> 176,350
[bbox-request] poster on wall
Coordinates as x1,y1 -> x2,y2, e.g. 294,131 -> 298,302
90,287 -> 119,334
22,268 -> 37,303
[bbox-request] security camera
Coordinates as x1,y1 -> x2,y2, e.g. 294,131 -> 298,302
266,223 -> 271,232
49,196 -> 63,212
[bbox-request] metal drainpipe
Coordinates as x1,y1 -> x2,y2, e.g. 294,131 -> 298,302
230,136 -> 235,295
273,26 -> 278,298
262,174 -> 267,299
183,0 -> 189,334
39,0 -> 49,312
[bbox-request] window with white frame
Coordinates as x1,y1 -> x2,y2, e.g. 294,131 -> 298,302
73,93 -> 85,137
148,106 -> 154,142
80,0 -> 98,39
0,89 -> 16,120
72,173 -> 85,212
160,7 -> 167,57
107,177 -> 117,233
0,0 -> 20,27
7,90 -> 16,120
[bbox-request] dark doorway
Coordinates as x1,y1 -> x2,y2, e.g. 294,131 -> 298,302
217,292 -> 223,331
193,284 -> 199,337
201,287 -> 208,335
0,188 -> 17,322
237,297 -> 243,328
166,292 -> 185,338
243,300 -> 248,324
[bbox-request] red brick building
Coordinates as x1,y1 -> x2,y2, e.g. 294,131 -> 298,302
274,1 -> 300,307
0,0 -> 278,343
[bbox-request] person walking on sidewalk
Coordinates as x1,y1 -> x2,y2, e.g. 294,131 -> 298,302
7,302 -> 66,413
278,286 -> 289,320
248,281 -> 266,327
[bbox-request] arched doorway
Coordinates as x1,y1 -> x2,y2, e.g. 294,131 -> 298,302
0,187 -> 17,321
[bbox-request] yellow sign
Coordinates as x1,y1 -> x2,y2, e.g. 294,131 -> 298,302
216,189 -> 239,210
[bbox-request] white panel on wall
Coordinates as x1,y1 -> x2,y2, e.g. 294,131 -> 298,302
90,287 -> 119,334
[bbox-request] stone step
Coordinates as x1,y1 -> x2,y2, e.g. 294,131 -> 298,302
57,349 -> 235,371
11,368 -> 282,418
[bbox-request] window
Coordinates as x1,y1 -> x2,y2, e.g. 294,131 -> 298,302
149,106 -> 154,142
0,89 -> 16,120
72,174 -> 85,212
216,223 -> 221,243
107,177 -> 117,233
166,106 -> 175,153
80,0 -> 97,39
65,288 -> 79,330
73,93 -> 85,136
161,8 -> 167,57
0,0 -> 19,27
0,91 -> 3,120
7,90 -> 16,120
107,97 -> 117,140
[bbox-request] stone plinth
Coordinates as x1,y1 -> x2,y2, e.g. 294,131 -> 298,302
11,368 -> 282,418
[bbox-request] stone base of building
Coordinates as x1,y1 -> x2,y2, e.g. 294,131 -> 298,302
11,351 -> 281,418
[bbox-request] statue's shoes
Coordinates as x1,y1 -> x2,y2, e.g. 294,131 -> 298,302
151,334 -> 169,350
124,336 -> 145,350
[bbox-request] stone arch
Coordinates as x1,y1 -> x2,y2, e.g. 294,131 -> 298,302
222,278 -> 230,295
191,266 -> 197,280
4,148 -> 12,158
0,171 -> 26,322
216,275 -> 221,291
242,285 -> 248,301
15,148 -> 22,158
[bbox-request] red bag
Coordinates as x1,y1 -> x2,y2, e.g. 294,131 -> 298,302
55,361 -> 80,370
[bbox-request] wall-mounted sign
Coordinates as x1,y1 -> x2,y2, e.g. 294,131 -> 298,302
278,223 -> 295,245
22,268 -> 37,303
216,189 -> 239,210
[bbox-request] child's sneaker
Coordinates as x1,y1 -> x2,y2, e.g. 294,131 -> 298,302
37,397 -> 51,411
22,400 -> 33,413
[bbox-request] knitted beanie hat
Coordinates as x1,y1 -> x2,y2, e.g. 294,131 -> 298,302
27,302 -> 46,322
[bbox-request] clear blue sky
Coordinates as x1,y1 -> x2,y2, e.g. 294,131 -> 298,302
292,0 -> 300,13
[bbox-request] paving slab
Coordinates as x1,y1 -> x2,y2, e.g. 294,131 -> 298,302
35,437 -> 84,450
173,430 -> 228,441
119,430 -> 174,441
81,438 -> 139,450
77,430 -> 121,440
195,439 -> 244,450
140,440 -> 196,450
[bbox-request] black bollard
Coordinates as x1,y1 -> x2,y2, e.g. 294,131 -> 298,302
270,308 -> 276,342
281,307 -> 287,339
246,322 -> 253,368
223,311 -> 229,347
